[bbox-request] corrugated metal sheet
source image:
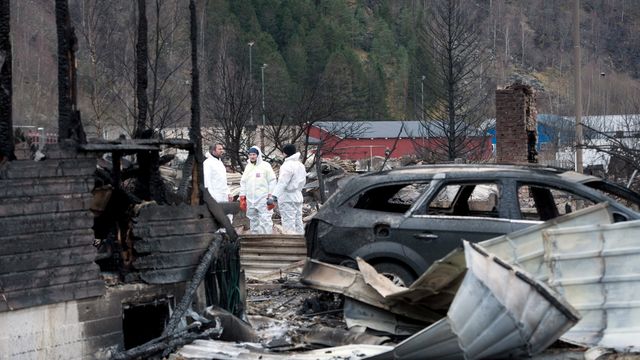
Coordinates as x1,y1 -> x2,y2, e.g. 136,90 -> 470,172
239,235 -> 306,278
480,203 -> 613,281
544,220 -> 640,351
368,241 -> 580,360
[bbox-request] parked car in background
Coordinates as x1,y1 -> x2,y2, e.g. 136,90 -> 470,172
305,164 -> 640,286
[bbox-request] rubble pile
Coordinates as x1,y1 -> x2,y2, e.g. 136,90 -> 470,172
168,203 -> 640,360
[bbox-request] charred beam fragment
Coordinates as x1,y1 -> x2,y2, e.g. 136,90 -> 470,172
189,0 -> 204,205
112,322 -> 222,360
55,0 -> 85,144
162,234 -> 223,336
0,0 -> 14,161
202,191 -> 237,239
133,0 -> 148,139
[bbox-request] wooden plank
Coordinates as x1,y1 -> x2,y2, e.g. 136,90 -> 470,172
0,177 -> 92,198
0,193 -> 92,217
0,245 -> 99,273
138,266 -> 197,284
0,158 -> 96,179
0,279 -> 105,313
0,211 -> 93,237
136,204 -> 212,222
133,249 -> 207,269
0,264 -> 101,291
78,138 -> 192,150
134,233 -> 214,253
0,229 -> 94,256
133,218 -> 218,238
78,143 -> 160,152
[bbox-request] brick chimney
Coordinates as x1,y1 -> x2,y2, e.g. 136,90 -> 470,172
495,83 -> 538,164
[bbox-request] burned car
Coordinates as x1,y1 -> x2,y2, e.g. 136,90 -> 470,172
305,164 -> 640,285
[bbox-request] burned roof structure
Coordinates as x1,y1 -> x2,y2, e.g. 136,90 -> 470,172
0,1 -> 242,358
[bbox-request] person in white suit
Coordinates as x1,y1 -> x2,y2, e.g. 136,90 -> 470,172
239,146 -> 277,234
203,143 -> 232,203
273,144 -> 307,234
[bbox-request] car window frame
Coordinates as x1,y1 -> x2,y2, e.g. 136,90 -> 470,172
340,180 -> 434,215
513,179 -> 605,220
410,179 -> 508,220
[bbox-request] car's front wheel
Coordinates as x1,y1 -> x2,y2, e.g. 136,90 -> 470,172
373,262 -> 416,287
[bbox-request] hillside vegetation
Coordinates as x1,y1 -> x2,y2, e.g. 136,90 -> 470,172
9,0 -> 640,133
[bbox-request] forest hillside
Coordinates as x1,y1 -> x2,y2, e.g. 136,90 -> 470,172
9,0 -> 640,137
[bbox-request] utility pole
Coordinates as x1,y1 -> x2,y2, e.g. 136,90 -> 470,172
260,63 -> 267,150
573,0 -> 583,173
421,75 -> 425,122
248,41 -> 254,127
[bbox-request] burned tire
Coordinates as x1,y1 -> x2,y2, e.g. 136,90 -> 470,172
373,262 -> 416,287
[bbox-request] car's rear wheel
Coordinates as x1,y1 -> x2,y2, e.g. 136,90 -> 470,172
373,262 -> 416,287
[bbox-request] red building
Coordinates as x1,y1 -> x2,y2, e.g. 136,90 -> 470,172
307,121 -> 492,161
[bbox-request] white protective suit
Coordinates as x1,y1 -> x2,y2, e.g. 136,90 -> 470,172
239,147 -> 277,234
273,152 -> 307,234
203,151 -> 230,203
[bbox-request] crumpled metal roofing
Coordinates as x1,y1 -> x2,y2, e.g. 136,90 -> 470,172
366,241 -> 580,360
480,202 -> 613,281
544,220 -> 640,351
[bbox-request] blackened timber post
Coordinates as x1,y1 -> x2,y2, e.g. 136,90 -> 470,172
0,0 -> 14,161
55,0 -> 85,144
189,0 -> 204,205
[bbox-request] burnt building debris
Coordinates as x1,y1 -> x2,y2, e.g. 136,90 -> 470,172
0,0 -> 245,356
0,147 -> 105,313
496,82 -> 538,164
0,140 -> 242,358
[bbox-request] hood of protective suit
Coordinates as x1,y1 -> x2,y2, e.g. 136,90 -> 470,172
285,152 -> 301,162
248,146 -> 263,165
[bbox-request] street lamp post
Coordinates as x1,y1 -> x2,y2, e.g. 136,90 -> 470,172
420,75 -> 425,122
260,63 -> 267,149
248,41 -> 255,126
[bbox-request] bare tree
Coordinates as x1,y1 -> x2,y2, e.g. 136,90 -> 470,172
71,0 -> 119,138
264,57 -> 366,163
419,0 -> 491,161
582,111 -> 640,182
147,0 -> 189,131
0,0 -> 13,161
203,28 -> 257,170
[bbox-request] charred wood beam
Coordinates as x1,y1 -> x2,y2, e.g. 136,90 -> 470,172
202,191 -> 237,239
177,151 -> 193,203
162,234 -> 223,337
80,138 -> 193,148
133,0 -> 148,139
55,0 -> 85,144
189,0 -> 204,205
0,0 -> 14,161
112,151 -> 121,189
111,321 -> 222,360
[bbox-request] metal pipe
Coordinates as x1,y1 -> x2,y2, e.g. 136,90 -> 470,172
574,0 -> 583,173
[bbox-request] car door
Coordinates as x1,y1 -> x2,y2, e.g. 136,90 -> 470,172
397,180 -> 513,272
314,181 -> 431,265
